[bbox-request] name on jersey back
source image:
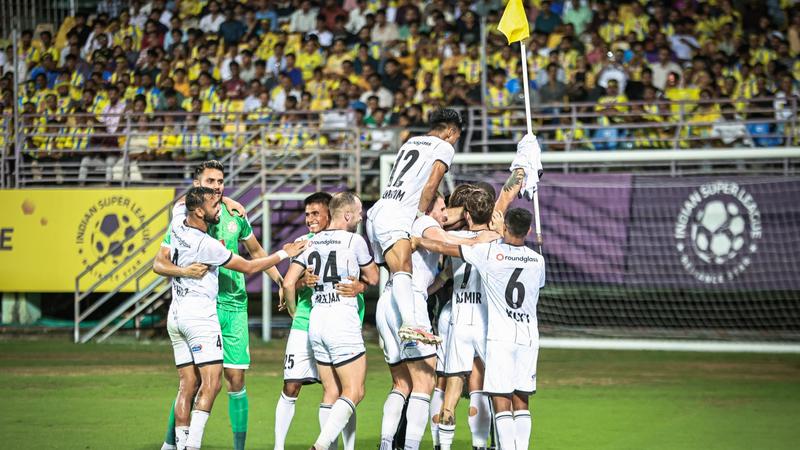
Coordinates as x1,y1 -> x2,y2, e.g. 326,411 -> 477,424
455,291 -> 482,304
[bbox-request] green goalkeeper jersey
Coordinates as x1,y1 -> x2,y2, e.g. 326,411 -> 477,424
163,201 -> 253,312
291,232 -> 365,332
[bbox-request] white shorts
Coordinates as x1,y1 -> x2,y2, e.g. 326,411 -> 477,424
483,339 -> 539,396
283,328 -> 319,384
308,305 -> 365,367
436,301 -> 451,375
377,288 -> 437,366
167,303 -> 223,368
443,320 -> 487,376
366,205 -> 413,265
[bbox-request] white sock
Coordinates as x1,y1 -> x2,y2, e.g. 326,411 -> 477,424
392,272 -> 415,325
318,403 -> 339,450
274,392 -> 297,449
468,391 -> 491,447
186,410 -> 210,449
315,398 -> 356,450
175,426 -> 189,450
430,388 -> 444,446
380,389 -> 407,441
342,409 -> 356,450
403,393 -> 431,450
514,410 -> 532,450
438,423 -> 455,450
494,411 -> 515,450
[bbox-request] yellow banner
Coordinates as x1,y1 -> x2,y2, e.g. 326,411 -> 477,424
0,188 -> 174,292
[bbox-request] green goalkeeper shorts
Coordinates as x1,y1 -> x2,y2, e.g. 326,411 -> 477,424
218,309 -> 250,369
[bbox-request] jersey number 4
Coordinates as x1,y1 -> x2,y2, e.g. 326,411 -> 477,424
308,251 -> 342,286
388,149 -> 420,187
505,268 -> 525,309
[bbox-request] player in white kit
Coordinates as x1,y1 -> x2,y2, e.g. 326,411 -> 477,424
437,169 -> 527,450
366,108 -> 462,344
413,207 -> 545,450
165,187 -> 307,450
282,192 -> 379,450
375,193 -> 498,450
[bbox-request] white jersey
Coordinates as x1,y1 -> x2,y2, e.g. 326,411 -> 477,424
411,215 -> 442,295
293,229 -> 373,308
369,135 -> 455,222
459,242 -> 545,345
449,229 -> 488,326
167,212 -> 233,309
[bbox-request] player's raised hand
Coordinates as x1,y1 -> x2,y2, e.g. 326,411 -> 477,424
283,239 -> 308,257
490,210 -> 505,234
182,262 -> 209,279
335,276 -> 365,297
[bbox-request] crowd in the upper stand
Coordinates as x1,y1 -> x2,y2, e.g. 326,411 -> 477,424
1,0 -> 800,156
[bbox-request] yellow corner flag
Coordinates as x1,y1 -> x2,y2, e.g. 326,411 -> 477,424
498,0 -> 530,44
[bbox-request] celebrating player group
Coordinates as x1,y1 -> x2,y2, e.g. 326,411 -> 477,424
155,108 -> 545,450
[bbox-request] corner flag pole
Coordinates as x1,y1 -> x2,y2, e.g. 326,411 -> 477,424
518,41 -> 544,253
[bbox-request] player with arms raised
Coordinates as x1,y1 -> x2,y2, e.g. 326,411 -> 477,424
164,187 -> 306,450
283,192 -> 379,450
366,108 -> 462,343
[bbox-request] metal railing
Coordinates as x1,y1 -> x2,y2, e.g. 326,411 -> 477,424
1,0 -> 73,39
4,97 -> 799,188
73,126 -> 363,343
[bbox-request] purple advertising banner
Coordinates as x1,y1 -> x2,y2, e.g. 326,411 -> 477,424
240,175 -> 800,293
626,177 -> 800,290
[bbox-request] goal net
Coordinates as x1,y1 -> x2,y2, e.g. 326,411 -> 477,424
436,156 -> 800,346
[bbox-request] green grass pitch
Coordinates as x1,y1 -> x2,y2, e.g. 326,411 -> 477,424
1,338 -> 799,449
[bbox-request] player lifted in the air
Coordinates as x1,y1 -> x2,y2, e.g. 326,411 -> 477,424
376,191 -> 500,450
163,186 -> 306,450
156,160 -> 284,450
413,207 -> 545,450
366,108 -> 463,344
283,192 -> 379,450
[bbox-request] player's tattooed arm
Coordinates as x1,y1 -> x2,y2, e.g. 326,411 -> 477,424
152,246 -> 209,279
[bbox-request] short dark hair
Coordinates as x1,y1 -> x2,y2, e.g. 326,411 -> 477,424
186,186 -> 216,211
474,181 -> 497,201
448,184 -> 477,208
329,191 -> 359,216
304,191 -> 332,207
428,108 -> 462,132
505,208 -> 532,238
464,189 -> 494,225
194,160 -> 225,179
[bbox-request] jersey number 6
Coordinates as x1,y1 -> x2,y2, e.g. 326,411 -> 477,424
505,268 -> 525,309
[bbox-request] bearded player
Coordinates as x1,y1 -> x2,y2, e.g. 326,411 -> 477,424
163,186 -> 306,450
156,160 -> 284,450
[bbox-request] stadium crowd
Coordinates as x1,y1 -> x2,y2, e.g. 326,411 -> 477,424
1,0 -> 800,166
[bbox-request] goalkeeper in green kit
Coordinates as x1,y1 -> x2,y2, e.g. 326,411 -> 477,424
155,160 -> 284,450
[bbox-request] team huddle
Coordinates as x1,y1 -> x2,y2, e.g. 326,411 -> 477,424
156,108 -> 545,450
